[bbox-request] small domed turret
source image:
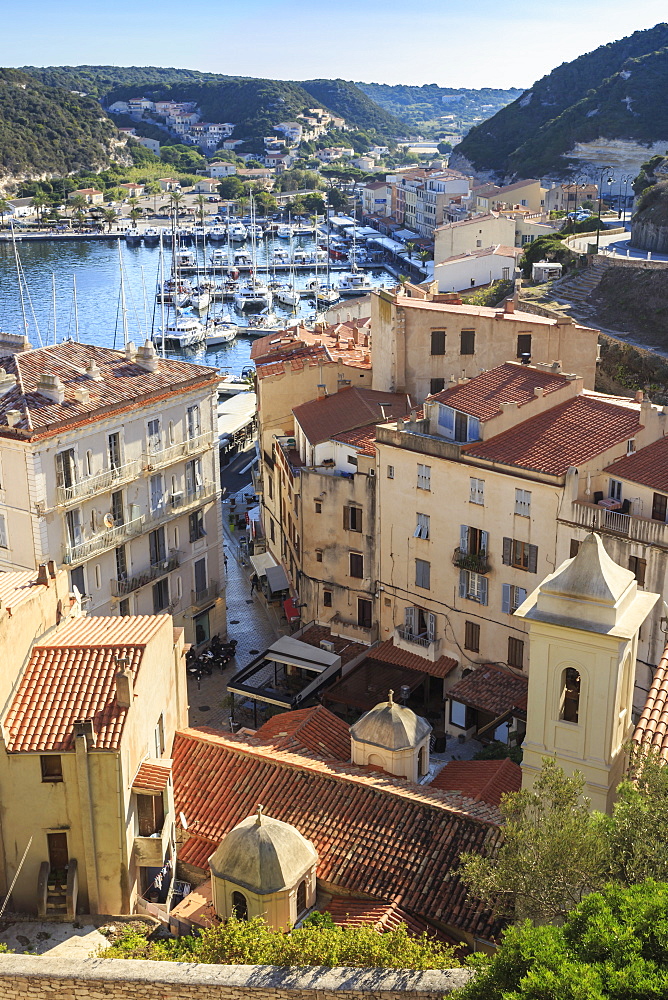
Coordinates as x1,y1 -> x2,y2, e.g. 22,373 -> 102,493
350,691 -> 431,781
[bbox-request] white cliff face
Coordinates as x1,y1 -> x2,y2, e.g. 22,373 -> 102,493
559,139 -> 668,193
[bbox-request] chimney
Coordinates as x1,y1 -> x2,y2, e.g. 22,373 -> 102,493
500,401 -> 518,413
125,341 -> 137,361
317,384 -> 327,399
73,719 -> 96,746
36,564 -> 49,586
47,559 -> 57,579
635,390 -> 644,403
136,340 -> 158,373
5,409 -> 21,428
74,385 -> 91,405
534,386 -> 544,398
551,361 -> 562,373
36,373 -> 65,405
115,666 -> 133,709
85,360 -> 103,381
0,368 -> 17,398
504,299 -> 515,314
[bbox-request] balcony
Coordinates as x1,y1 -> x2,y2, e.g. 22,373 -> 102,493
64,515 -> 146,565
329,613 -> 378,645
395,627 -> 442,662
452,547 -> 490,574
144,482 -> 219,528
111,551 -> 180,597
142,431 -> 215,472
566,500 -> 668,548
190,580 -> 220,607
134,813 -> 173,867
55,459 -> 142,506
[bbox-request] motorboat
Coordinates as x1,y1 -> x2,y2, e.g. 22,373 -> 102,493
155,315 -> 207,349
157,278 -> 193,308
337,269 -> 374,297
190,288 -> 211,312
210,248 -> 230,268
276,224 -> 293,239
178,228 -> 194,245
234,249 -> 253,267
246,223 -> 264,239
125,228 -> 142,244
275,285 -> 300,308
209,225 -> 227,241
143,227 -> 160,245
218,370 -> 253,394
206,315 -> 238,345
243,311 -> 283,335
306,249 -> 327,264
175,249 -> 197,269
234,281 -> 273,311
159,227 -> 173,244
271,248 -> 290,265
305,277 -> 339,306
292,249 -> 308,266
228,223 -> 248,242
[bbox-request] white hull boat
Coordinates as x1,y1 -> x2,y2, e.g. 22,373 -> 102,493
155,316 -> 207,348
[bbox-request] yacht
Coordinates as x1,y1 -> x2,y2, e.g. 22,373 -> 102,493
337,269 -> 373,297
190,287 -> 211,312
228,223 -> 248,242
275,285 -> 300,308
125,228 -> 142,244
234,281 -> 273,311
209,225 -> 227,241
206,315 -> 238,346
305,277 -> 339,307
175,249 -> 197,270
178,228 -> 194,245
157,278 -> 193,308
246,223 -> 264,239
270,247 -> 290,265
276,224 -> 293,239
155,315 -> 207,349
159,227 -> 173,244
234,249 -> 253,267
210,248 -> 231,268
143,227 -> 160,245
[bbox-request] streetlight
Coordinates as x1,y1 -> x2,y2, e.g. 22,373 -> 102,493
595,168 -> 615,253
566,177 -> 587,231
618,175 -> 632,220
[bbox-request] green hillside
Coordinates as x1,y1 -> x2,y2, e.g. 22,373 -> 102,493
355,82 -> 522,129
454,22 -> 668,176
300,79 -> 407,135
0,68 -> 119,183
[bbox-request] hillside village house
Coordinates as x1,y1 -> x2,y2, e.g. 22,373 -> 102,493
68,189 -> 104,206
135,136 -> 161,155
208,162 -> 237,178
0,571 -> 188,916
490,179 -> 546,213
6,198 -> 35,219
192,177 -> 218,194
120,182 -> 145,198
434,245 -> 522,292
0,340 -> 225,647
544,182 -> 598,214
434,213 -> 516,261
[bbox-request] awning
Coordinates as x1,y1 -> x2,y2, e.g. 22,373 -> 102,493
323,658 -> 426,712
132,758 -> 172,795
246,505 -> 261,523
250,552 -> 278,577
265,634 -> 340,672
265,564 -> 290,594
395,229 -> 420,241
283,597 -> 300,622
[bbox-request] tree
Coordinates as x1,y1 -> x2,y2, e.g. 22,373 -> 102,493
0,197 -> 10,229
519,234 -> 574,278
328,187 -> 348,212
31,191 -> 47,227
607,746 -> 668,886
69,194 -> 87,217
194,193 -> 207,226
455,881 -> 668,1000
459,759 -> 610,924
168,191 -> 183,221
303,192 -> 326,214
218,176 -> 246,201
145,181 -> 161,213
406,241 -> 416,261
102,208 -> 117,233
74,209 -> 86,231
254,190 -> 277,216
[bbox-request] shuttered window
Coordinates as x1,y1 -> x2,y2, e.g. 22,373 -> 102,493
431,330 -> 446,355
414,513 -> 430,539
514,489 -> 531,517
502,537 -> 538,572
349,553 -> 364,578
469,478 -> 484,505
415,558 -> 431,589
501,584 -> 527,614
343,506 -> 363,532
459,570 -> 488,605
628,556 -> 646,587
417,464 -> 431,490
508,637 -> 524,669
464,621 -> 480,652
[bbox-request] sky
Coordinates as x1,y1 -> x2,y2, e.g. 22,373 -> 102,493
3,3 -> 668,90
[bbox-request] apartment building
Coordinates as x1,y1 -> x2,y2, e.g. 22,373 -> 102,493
434,245 -> 522,293
544,183 -> 598,214
373,363 -> 666,696
434,213 -> 516,262
370,285 -> 599,402
490,179 -> 546,213
0,340 -> 224,647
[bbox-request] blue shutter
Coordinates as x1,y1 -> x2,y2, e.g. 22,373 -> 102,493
502,583 -> 511,614
479,576 -> 488,606
428,613 -> 436,641
404,606 -> 415,635
467,416 -> 481,441
518,587 -> 527,607
459,569 -> 466,598
481,530 -> 489,553
460,525 -> 469,553
502,537 -> 512,565
438,404 -> 455,438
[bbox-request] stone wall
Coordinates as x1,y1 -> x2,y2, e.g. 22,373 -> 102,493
0,954 -> 471,999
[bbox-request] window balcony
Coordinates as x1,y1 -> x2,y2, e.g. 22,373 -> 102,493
144,482 -> 219,528
329,613 -> 378,645
566,500 -> 668,548
55,459 -> 142,506
142,431 -> 215,472
452,547 -> 490,573
111,551 -> 181,597
134,812 -> 173,868
190,580 -> 220,607
63,515 -> 146,565
395,627 -> 441,662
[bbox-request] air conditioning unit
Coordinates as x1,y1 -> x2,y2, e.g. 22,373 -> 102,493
320,640 -> 335,653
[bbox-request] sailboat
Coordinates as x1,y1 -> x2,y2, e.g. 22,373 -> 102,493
337,224 -> 373,296
305,214 -> 339,307
276,227 -> 300,308
154,216 -> 206,349
233,197 -> 273,311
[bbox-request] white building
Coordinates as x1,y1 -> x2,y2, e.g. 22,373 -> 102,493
209,162 -> 237,179
0,340 -> 225,646
434,245 -> 522,292
135,136 -> 161,155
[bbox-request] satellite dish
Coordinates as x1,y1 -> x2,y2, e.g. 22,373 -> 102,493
103,513 -> 115,529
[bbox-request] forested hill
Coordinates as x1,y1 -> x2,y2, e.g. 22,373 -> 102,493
453,22 -> 668,178
355,82 -> 522,128
21,66 -> 408,138
0,69 -> 119,184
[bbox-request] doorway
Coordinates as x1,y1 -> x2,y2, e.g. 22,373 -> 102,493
47,832 -> 68,869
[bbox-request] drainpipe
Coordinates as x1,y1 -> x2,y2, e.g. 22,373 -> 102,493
74,732 -> 100,913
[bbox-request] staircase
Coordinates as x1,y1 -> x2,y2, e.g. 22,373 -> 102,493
37,858 -> 78,919
45,872 -> 68,916
549,259 -> 612,316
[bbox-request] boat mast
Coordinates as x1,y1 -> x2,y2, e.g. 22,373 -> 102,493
159,232 -> 167,358
118,238 -> 129,347
52,273 -> 57,345
10,222 -> 29,343
73,274 -> 80,343
140,265 -> 149,340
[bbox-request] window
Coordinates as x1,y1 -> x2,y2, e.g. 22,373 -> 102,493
65,509 -> 82,548
168,420 -> 175,445
417,464 -> 431,490
147,417 -> 161,453
514,489 -> 531,517
231,891 -> 248,921
111,490 -> 124,526
441,407 -> 482,443
119,598 -> 130,616
609,478 -> 622,501
387,465 -> 395,479
460,525 -> 488,557
194,558 -> 207,597
570,539 -> 580,558
115,545 -> 127,581
349,553 -> 364,578
40,755 -> 63,783
194,609 -> 210,644
189,509 -> 206,542
627,439 -> 636,455
347,454 -> 358,468
153,578 -> 169,612
464,620 -> 480,652
560,667 -> 581,723
268,476 -> 273,500
450,700 -> 474,729
460,330 -> 475,355
508,636 -> 524,669
186,404 -> 201,440
430,330 -> 446,355
154,714 -> 165,757
0,514 -> 7,548
185,458 -> 203,497
297,880 -> 307,916
652,493 -> 667,522
85,450 -> 93,477
414,513 -> 430,539
323,590 -> 332,607
137,792 -> 165,837
270,521 -> 275,542
70,566 -> 85,598
315,549 -> 323,562
343,505 -> 363,532
430,377 -> 445,395
357,598 -> 372,628
150,473 -> 164,512
469,478 -> 484,505
108,432 -> 121,472
502,584 -> 527,615
629,555 -> 646,587
502,537 -> 538,572
55,448 -> 76,490
459,569 -> 488,605
315,501 -> 322,514
415,558 -> 430,589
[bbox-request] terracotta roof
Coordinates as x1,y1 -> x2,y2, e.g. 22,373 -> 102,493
254,705 -> 351,762
331,422 -> 378,456
436,245 -> 522,267
132,758 -> 172,793
0,570 -> 51,612
172,728 -> 504,938
634,647 -> 668,761
324,896 -> 458,945
430,759 -> 521,807
371,639 -> 458,679
429,363 -> 571,421
169,876 -> 218,929
447,664 -> 528,717
293,387 -> 410,446
390,294 -> 595,330
495,179 -> 540,195
434,212 -> 500,232
5,614 -> 170,753
604,435 -> 668,492
255,344 -> 333,380
0,342 -> 218,440
251,323 -> 371,372
462,395 -> 642,476
296,624 -> 368,666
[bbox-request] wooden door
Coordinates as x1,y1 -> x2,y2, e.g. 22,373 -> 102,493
47,832 -> 68,869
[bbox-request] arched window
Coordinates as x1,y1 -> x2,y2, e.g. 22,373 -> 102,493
560,668 -> 581,723
418,745 -> 427,777
296,879 -> 307,916
231,890 -> 248,920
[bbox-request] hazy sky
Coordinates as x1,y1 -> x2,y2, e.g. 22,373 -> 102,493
5,4 -> 667,89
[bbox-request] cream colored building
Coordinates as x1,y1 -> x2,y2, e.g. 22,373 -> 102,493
0,340 -> 225,646
490,179 -> 546,214
434,245 -> 522,293
370,285 -> 599,402
434,213 -> 516,263
0,583 -> 188,915
350,691 -> 431,782
517,533 -> 658,813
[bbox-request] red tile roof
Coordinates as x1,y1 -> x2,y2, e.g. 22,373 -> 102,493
296,624 -> 368,666
430,759 -> 522,807
0,570 -> 51,612
172,728 -> 505,939
429,363 -> 571,421
604,435 -> 668,492
5,614 -> 170,753
251,323 -> 371,373
634,647 -> 668,761
132,759 -> 172,793
331,422 -> 378,456
293,387 -> 410,446
371,639 -> 458,680
447,664 -> 528,718
0,342 -> 218,440
254,705 -> 350,762
462,395 -> 642,476
324,896 -> 459,945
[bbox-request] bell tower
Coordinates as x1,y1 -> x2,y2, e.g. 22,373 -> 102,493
515,533 -> 658,813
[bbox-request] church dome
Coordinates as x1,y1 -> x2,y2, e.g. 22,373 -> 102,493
208,807 -> 318,895
350,690 -> 431,751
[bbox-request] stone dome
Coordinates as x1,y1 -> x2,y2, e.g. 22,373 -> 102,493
208,806 -> 318,895
350,690 -> 431,751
